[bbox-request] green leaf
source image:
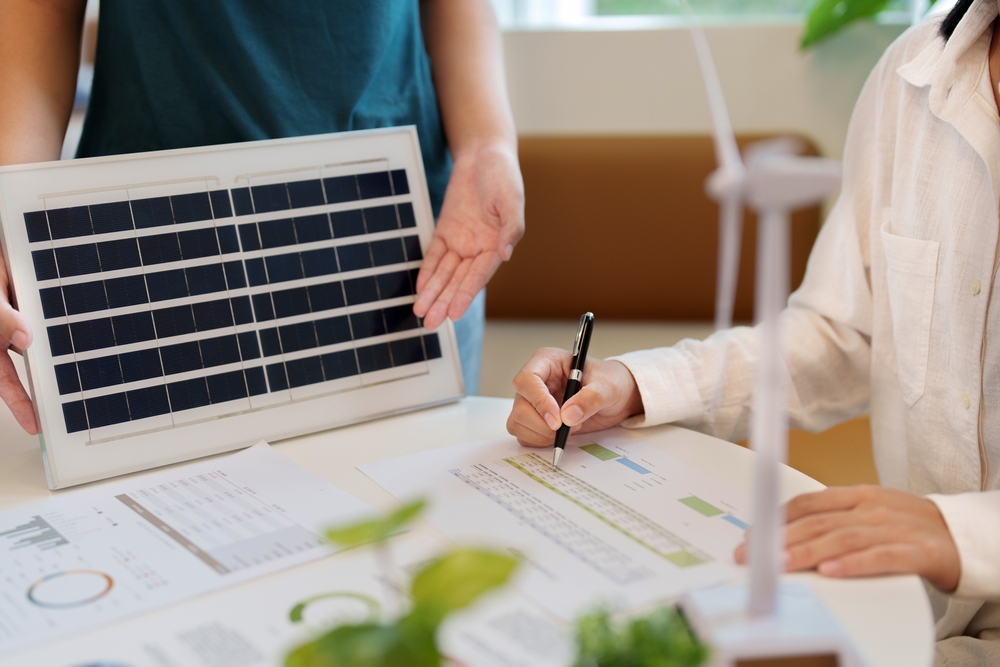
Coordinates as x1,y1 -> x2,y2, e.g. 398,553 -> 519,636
572,606 -> 708,667
324,500 -> 427,549
409,549 -> 518,626
284,620 -> 440,667
800,0 -> 891,49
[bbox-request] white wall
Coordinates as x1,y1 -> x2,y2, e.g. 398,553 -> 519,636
502,19 -> 909,158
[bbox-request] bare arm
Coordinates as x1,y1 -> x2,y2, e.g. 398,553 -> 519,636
0,0 -> 85,434
414,0 -> 524,329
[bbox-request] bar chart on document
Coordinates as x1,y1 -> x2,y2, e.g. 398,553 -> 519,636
361,431 -> 751,619
0,443 -> 370,656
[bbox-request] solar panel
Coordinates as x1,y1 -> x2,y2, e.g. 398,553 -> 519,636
0,128 -> 464,489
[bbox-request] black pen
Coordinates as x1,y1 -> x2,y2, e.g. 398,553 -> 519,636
553,312 -> 594,468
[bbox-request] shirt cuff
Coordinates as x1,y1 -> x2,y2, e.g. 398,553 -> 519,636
928,490 -> 1000,600
608,348 -> 704,428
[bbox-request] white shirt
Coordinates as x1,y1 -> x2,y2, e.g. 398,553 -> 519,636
612,0 -> 1000,639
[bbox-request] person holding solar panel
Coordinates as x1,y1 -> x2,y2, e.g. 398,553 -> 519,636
507,0 -> 1000,662
0,0 -> 524,434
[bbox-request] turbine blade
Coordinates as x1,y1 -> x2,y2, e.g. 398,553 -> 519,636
714,197 -> 743,332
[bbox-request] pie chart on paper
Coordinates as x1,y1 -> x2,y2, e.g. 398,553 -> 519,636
27,570 -> 113,609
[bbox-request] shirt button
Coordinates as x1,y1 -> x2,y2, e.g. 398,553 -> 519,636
962,392 -> 972,409
971,279 -> 982,295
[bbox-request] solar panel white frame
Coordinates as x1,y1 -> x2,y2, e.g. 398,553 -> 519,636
0,127 -> 464,489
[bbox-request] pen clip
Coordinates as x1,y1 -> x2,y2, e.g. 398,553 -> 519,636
572,314 -> 587,356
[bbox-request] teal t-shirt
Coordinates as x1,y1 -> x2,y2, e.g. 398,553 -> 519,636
77,1 -> 452,215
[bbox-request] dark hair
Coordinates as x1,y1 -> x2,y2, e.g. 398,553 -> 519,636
940,0 -> 975,40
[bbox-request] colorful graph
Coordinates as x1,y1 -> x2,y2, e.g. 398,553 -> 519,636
27,570 -> 114,609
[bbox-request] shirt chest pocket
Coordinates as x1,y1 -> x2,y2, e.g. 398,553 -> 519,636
880,223 -> 940,407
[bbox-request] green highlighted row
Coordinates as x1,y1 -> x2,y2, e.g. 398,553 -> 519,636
580,443 -> 619,461
679,496 -> 724,517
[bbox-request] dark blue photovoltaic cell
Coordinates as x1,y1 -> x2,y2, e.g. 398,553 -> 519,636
54,363 -> 81,395
223,260 -> 246,289
260,328 -> 281,357
397,203 -> 416,229
423,334 -> 442,359
272,287 -> 310,319
252,294 -> 275,322
112,312 -> 155,346
285,356 -> 325,388
370,238 -> 405,267
39,287 -> 66,319
245,258 -> 267,286
170,193 -> 213,224
364,205 -> 398,233
238,223 -> 261,251
375,271 -> 413,301
323,175 -> 359,203
139,234 -> 182,266
231,188 -> 254,216
24,211 -> 51,242
390,169 -> 409,195
245,367 -> 268,396
32,249 -> 58,281
167,377 -> 211,411
315,315 -> 352,347
131,197 -> 174,229
48,207 -> 93,239
153,305 -> 196,339
160,341 -> 202,375
86,392 -> 131,428
178,227 -> 219,259
357,342 -> 392,374
192,299 -> 234,331
264,253 -> 303,283
251,183 -> 290,213
231,295 -> 254,325
266,363 -> 289,391
69,317 -> 116,354
145,269 -> 188,302
126,385 -> 170,420
278,321 -> 317,353
238,331 -> 260,360
336,243 -> 371,272
258,218 -> 297,249
217,226 -> 240,254
207,370 -> 249,403
390,336 -> 425,366
383,304 -> 419,333
77,356 -> 124,391
287,180 -> 325,209
322,349 -> 359,379
97,238 -> 141,272
199,335 -> 241,368
210,190 -> 233,219
301,247 -> 338,278
47,324 -> 74,357
185,264 -> 226,296
90,202 -> 134,234
119,348 -> 163,383
55,244 -> 102,277
344,276 -> 379,305
293,214 -> 331,243
330,209 -> 366,237
105,275 -> 149,309
63,281 -> 108,315
402,235 -> 422,261
357,172 -> 393,199
63,401 -> 88,433
307,282 -> 344,313
350,309 -> 386,340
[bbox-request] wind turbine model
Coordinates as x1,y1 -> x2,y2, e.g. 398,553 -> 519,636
675,12 -> 866,667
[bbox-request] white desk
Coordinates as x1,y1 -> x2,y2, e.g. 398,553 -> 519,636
0,396 -> 934,666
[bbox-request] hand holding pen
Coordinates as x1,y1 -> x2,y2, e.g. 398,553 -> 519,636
552,313 -> 594,467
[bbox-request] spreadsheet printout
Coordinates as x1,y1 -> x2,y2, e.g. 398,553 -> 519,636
0,442 -> 370,656
360,430 -> 751,619
0,128 -> 464,488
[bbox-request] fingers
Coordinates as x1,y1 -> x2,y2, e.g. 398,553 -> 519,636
0,294 -> 32,352
784,486 -> 876,523
511,348 -> 567,431
815,544 -> 926,579
0,350 -> 38,434
413,249 -> 461,326
422,256 -> 472,331
447,251 -> 500,323
506,394 -> 557,447
495,210 -> 524,262
560,386 -> 606,428
414,236 -> 448,300
785,524 -> 892,572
